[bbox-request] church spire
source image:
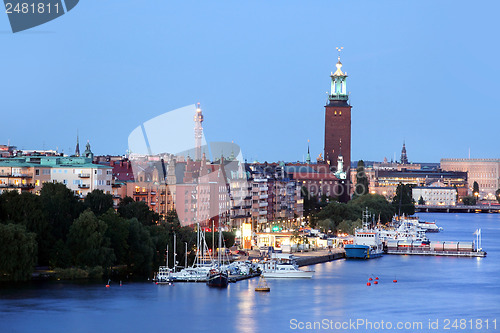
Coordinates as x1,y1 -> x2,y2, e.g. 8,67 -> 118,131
306,139 -> 311,164
75,131 -> 80,157
400,141 -> 408,164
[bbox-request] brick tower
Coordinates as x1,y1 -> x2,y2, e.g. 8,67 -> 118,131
324,51 -> 351,174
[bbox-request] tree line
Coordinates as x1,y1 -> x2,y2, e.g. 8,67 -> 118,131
304,180 -> 415,235
0,183 -> 234,282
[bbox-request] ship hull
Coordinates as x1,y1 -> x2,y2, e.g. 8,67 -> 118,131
206,272 -> 229,288
345,245 -> 382,259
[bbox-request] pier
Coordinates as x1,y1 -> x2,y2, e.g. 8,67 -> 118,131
386,249 -> 486,257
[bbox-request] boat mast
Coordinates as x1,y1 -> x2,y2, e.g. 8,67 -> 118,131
173,232 -> 177,271
218,225 -> 222,265
185,242 -> 188,268
166,244 -> 169,268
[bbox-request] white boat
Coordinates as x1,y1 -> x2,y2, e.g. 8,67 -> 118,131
156,266 -> 173,283
378,216 -> 430,243
156,224 -> 216,283
417,220 -> 443,232
261,260 -> 314,278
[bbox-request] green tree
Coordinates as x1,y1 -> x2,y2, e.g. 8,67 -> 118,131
84,190 -> 114,216
354,160 -> 369,198
40,182 -> 84,243
316,201 -> 359,231
100,209 -> 130,265
126,218 -> 154,276
336,219 -> 362,235
0,191 -> 51,266
0,223 -> 37,281
118,199 -> 159,226
49,239 -> 72,268
473,181 -> 480,198
392,183 -> 415,216
462,196 -> 477,206
418,196 -> 425,205
67,210 -> 115,268
348,194 -> 395,223
317,219 -> 334,233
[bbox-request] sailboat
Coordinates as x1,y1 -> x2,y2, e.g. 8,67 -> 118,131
169,226 -> 215,282
206,226 -> 229,288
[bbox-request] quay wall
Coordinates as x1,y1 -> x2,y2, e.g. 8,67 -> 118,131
295,251 -> 345,267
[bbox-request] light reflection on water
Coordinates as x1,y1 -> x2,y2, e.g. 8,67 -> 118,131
0,213 -> 499,333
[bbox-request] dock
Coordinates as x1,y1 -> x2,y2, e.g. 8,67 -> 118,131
288,248 -> 346,267
386,249 -> 486,257
228,272 -> 260,283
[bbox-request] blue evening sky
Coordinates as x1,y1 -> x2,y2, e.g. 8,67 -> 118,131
1,0 -> 499,163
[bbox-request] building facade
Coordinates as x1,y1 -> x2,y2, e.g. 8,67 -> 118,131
0,153 -> 112,196
440,158 -> 500,199
412,185 -> 457,206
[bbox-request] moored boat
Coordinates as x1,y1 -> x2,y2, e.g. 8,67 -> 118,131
206,269 -> 229,287
345,208 -> 384,259
261,261 -> 314,278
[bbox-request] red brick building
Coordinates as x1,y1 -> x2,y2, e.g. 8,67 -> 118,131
324,55 -> 351,173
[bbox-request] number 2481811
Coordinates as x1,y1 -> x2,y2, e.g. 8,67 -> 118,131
5,2 -> 60,14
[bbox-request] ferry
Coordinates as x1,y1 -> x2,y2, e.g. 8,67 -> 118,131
345,209 -> 384,259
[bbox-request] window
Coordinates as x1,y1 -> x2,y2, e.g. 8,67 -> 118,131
35,169 -> 40,176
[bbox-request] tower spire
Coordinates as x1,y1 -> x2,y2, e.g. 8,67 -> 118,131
329,47 -> 348,103
75,130 -> 80,157
400,141 -> 408,164
306,139 -> 311,164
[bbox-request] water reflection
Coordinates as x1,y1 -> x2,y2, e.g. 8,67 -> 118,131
0,213 -> 499,332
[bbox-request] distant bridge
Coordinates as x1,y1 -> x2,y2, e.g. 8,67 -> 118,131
416,204 -> 500,213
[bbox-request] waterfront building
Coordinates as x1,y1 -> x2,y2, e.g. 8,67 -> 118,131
351,166 -> 468,200
440,158 -> 500,199
412,184 -> 457,206
0,144 -> 112,197
248,163 -> 302,232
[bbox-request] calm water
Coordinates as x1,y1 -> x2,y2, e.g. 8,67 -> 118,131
1,213 -> 499,333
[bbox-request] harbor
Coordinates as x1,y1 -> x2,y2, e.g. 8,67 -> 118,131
1,213 -> 497,333
156,211 -> 487,286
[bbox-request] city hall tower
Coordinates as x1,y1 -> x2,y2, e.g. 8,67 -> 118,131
324,50 -> 351,173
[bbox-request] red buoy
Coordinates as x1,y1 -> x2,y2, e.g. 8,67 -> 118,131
367,282 -> 371,286
368,277 -> 373,281
375,277 -> 379,280
374,281 -> 378,284
393,279 -> 397,283
105,285 -> 110,288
